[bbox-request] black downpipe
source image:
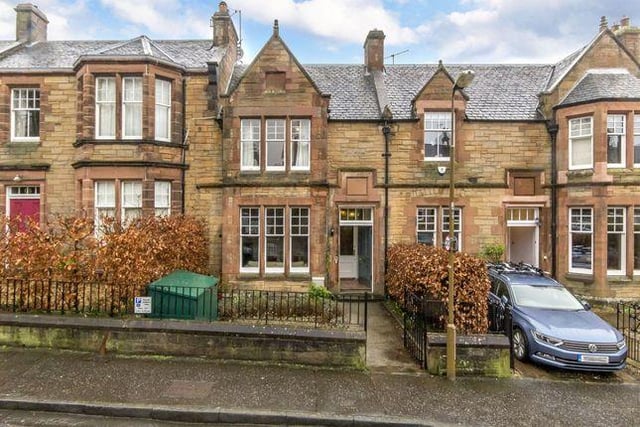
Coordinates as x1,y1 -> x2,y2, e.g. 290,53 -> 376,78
181,78 -> 187,214
546,121 -> 559,277
382,121 -> 392,296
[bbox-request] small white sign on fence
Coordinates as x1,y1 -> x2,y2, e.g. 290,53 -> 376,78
134,296 -> 152,314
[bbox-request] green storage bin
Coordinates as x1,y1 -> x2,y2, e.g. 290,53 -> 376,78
147,270 -> 218,320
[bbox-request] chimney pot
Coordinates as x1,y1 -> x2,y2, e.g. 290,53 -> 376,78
599,15 -> 608,32
15,3 -> 49,43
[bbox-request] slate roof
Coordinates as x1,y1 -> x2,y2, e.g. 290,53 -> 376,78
558,70 -> 640,107
0,39 -> 223,71
230,62 -> 553,121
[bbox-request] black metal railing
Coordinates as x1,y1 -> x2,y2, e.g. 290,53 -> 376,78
0,277 -> 136,316
0,278 -> 368,330
617,301 -> 639,362
218,289 -> 368,330
487,298 -> 514,369
401,289 -> 447,368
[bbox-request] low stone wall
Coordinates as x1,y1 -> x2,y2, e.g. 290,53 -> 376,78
0,314 -> 366,368
426,333 -> 511,377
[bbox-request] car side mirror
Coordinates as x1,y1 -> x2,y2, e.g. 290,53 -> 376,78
581,301 -> 591,311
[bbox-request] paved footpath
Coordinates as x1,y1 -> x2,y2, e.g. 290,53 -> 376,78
0,302 -> 638,426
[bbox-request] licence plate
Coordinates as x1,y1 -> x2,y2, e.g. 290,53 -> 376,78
579,354 -> 609,364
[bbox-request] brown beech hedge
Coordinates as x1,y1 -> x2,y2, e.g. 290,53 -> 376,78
386,243 -> 490,334
0,215 -> 209,295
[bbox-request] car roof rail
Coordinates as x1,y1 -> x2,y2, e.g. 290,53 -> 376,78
487,261 -> 545,276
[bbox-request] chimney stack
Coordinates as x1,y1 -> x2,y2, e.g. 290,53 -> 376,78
15,3 -> 48,44
613,16 -> 640,62
364,29 -> 385,73
211,1 -> 237,47
621,16 -> 630,28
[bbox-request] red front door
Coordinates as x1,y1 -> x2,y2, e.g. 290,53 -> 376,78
9,198 -> 40,230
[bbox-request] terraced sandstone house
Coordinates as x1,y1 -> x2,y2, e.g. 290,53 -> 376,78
1,3 -> 640,298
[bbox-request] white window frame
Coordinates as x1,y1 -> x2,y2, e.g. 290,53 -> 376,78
241,119 -> 260,171
264,207 -> 285,273
155,79 -> 171,141
290,207 -> 309,273
122,76 -> 143,139
417,207 -> 437,246
569,117 -> 593,170
569,207 -> 593,274
95,77 -> 116,139
424,112 -> 452,161
121,181 -> 142,224
240,207 -> 260,273
10,88 -> 40,142
634,115 -> 640,168
94,181 -> 115,235
442,207 -> 462,251
607,207 -> 626,275
290,119 -> 310,171
634,207 -> 640,275
266,119 -> 286,171
154,181 -> 171,216
607,114 -> 625,168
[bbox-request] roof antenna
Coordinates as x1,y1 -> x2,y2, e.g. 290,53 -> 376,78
230,7 -> 244,61
385,49 -> 409,65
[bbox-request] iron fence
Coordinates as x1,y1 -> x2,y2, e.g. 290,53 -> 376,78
0,277 -> 136,316
487,298 -> 514,369
401,289 -> 447,368
218,289 -> 368,330
617,301 -> 639,362
400,290 -> 514,370
0,278 -> 368,330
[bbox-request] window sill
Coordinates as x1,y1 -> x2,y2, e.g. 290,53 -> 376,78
564,272 -> 594,284
74,139 -> 183,148
8,139 -> 40,145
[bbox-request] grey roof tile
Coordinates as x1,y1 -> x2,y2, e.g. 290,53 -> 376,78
0,39 -> 223,70
558,71 -> 640,106
305,65 -> 380,120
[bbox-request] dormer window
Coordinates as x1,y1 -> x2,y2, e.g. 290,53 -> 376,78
424,112 -> 451,161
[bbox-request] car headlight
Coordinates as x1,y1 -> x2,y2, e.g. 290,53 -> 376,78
617,340 -> 626,350
532,330 -> 564,346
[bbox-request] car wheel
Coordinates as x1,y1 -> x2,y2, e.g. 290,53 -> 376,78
512,328 -> 529,361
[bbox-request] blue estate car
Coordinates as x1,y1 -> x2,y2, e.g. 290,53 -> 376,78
487,263 -> 627,372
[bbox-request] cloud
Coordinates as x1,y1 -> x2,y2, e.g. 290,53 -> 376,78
0,1 -> 14,40
418,0 -> 640,63
232,0 -> 419,46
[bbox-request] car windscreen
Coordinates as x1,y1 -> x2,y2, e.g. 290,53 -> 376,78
511,285 -> 585,310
